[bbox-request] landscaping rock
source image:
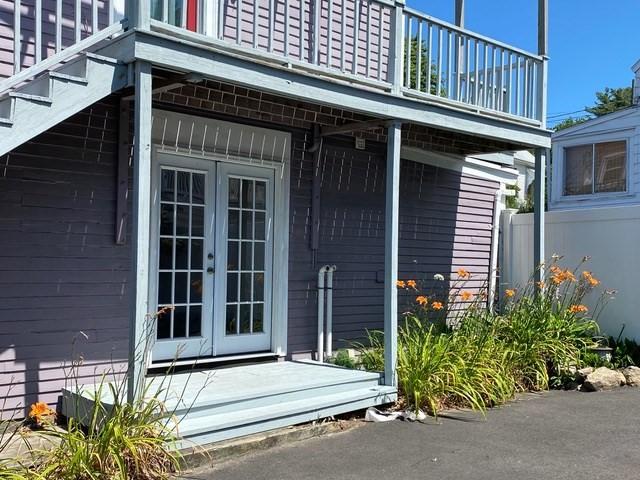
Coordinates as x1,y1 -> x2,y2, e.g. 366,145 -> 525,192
621,366 -> 640,387
575,367 -> 594,383
582,367 -> 626,392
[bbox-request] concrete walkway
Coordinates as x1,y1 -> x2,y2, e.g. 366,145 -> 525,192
184,389 -> 640,480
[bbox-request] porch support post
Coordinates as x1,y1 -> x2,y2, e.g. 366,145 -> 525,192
388,0 -> 405,94
533,147 -> 546,287
128,60 -> 153,403
126,0 -> 151,31
384,121 -> 402,387
537,0 -> 549,128
454,0 -> 465,27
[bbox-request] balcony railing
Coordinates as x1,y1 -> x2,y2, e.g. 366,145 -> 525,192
2,0 -> 547,126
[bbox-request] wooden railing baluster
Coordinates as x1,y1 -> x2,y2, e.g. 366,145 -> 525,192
75,0 -> 81,44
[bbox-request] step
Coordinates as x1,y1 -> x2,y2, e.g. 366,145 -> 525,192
0,97 -> 13,125
9,73 -> 51,101
175,385 -> 397,448
49,71 -> 88,85
9,92 -> 53,104
148,362 -> 383,415
51,54 -> 89,82
174,375 -> 383,419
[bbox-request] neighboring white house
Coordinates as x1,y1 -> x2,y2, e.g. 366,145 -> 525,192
549,62 -> 640,211
501,59 -> 640,340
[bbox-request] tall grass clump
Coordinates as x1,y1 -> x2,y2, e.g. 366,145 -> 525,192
494,259 -> 602,390
356,258 -> 611,416
1,309 -> 211,479
34,377 -> 181,480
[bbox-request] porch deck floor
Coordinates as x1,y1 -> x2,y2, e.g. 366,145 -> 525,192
62,360 -> 397,446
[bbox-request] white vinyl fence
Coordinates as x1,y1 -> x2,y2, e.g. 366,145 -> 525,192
501,205 -> 640,340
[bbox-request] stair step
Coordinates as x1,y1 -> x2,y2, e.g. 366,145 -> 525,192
174,376 -> 383,419
0,97 -> 13,125
9,92 -> 53,104
85,52 -> 121,64
154,364 -> 382,415
49,71 -> 88,84
175,385 -> 397,446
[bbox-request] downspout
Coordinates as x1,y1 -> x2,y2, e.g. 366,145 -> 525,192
488,187 -> 515,310
309,125 -> 323,268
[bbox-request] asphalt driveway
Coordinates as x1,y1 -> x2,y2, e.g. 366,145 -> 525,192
186,389 -> 640,480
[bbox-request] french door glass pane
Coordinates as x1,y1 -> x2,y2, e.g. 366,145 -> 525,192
225,177 -> 268,335
156,168 -> 206,340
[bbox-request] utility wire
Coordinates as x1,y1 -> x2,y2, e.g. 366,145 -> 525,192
546,109 -> 588,120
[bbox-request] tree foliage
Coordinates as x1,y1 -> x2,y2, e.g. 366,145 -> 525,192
404,36 -> 443,96
585,87 -> 633,117
554,86 -> 633,132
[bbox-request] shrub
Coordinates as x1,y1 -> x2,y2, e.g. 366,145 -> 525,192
396,317 -> 515,415
356,257 -> 610,415
328,350 -> 358,370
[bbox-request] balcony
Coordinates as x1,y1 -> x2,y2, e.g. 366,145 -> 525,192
1,0 -> 548,129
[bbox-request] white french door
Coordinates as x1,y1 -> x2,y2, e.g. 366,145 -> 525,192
151,153 -> 274,361
213,163 -> 274,355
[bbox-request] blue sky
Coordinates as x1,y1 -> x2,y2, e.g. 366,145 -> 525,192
408,0 -> 640,128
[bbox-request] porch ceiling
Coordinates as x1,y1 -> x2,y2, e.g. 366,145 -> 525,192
109,31 -> 551,151
153,77 -> 532,158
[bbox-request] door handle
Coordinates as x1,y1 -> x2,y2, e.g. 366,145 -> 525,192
207,267 -> 215,274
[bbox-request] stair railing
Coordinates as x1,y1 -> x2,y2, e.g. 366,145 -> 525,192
5,0 -> 125,81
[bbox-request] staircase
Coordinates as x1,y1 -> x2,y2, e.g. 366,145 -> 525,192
62,361 -> 397,449
0,25 -> 128,158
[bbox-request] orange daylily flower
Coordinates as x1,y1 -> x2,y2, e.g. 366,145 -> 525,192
460,291 -> 473,301
549,265 -> 562,274
416,295 -> 428,306
457,268 -> 470,279
536,281 -> 545,290
431,301 -> 444,310
552,269 -> 577,285
396,280 -> 406,288
29,402 -> 54,423
582,271 -> 600,287
568,304 -> 589,314
406,280 -> 417,289
504,289 -> 516,298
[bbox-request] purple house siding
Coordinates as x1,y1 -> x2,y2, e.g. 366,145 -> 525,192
0,81 -> 501,416
1,0 -> 389,81
286,135 -> 497,355
0,95 -> 128,417
220,0 -> 390,81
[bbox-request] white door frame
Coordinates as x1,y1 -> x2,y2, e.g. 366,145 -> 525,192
149,147 -> 290,361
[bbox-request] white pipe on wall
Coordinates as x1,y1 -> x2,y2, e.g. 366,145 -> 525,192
317,265 -> 337,362
325,265 -> 336,359
317,266 -> 327,362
